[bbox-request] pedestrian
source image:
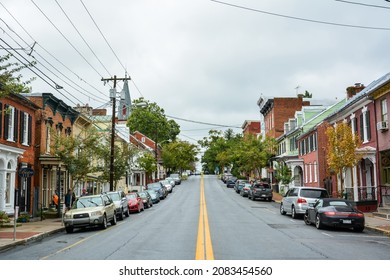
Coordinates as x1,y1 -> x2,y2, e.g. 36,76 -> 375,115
71,191 -> 76,206
65,189 -> 72,210
52,192 -> 58,209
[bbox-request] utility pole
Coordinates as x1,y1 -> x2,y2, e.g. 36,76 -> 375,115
101,75 -> 131,191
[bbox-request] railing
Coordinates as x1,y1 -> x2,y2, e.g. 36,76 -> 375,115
344,186 -> 377,201
379,185 -> 390,206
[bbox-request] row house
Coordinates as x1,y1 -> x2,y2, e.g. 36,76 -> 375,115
0,93 -> 39,215
132,131 -> 164,183
257,95 -> 310,181
25,92 -> 79,215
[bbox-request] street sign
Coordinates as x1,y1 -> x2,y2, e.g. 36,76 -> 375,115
18,167 -> 34,178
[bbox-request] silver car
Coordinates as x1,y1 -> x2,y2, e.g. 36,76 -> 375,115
280,187 -> 329,219
63,194 -> 117,233
106,191 -> 130,220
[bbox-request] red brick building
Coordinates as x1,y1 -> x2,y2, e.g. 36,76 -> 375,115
242,120 -> 260,136
257,95 -> 310,138
0,93 -> 39,215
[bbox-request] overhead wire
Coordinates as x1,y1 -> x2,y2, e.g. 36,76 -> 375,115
334,0 -> 390,10
79,0 -> 144,98
0,1 -> 109,101
0,38 -> 80,105
0,25 -> 107,104
54,0 -> 112,77
210,0 -> 390,31
30,0 -> 106,80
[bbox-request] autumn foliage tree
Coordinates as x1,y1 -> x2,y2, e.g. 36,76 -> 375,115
326,122 -> 361,196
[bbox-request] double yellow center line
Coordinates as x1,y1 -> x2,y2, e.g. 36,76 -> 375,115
195,175 -> 214,260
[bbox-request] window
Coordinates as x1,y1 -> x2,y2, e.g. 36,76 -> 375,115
20,111 -> 31,146
5,162 -> 12,204
4,105 -> 18,142
381,99 -> 388,122
46,125 -> 51,153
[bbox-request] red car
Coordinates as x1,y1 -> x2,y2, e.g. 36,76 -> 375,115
126,193 -> 145,213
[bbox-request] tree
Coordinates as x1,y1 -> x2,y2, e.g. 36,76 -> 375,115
127,97 -> 180,143
161,140 -> 199,174
54,127 -> 106,189
137,152 -> 157,182
232,134 -> 276,179
0,54 -> 34,97
326,122 -> 361,196
274,161 -> 293,188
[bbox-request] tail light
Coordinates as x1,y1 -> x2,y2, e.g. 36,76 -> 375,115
297,197 -> 307,204
324,211 -> 336,216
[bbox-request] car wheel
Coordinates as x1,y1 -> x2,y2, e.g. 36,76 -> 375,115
118,209 -> 124,220
111,212 -> 117,225
101,215 -> 108,229
125,207 -> 130,217
315,214 -> 323,229
304,212 -> 311,225
291,206 -> 297,219
251,195 -> 255,201
65,226 -> 74,234
280,204 -> 286,215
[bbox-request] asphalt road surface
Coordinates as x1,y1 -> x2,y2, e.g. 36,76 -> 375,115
1,175 -> 390,260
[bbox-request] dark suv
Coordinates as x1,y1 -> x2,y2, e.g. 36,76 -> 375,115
248,182 -> 273,201
105,191 -> 129,220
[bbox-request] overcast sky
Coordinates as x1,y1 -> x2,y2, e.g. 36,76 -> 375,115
1,0 -> 390,145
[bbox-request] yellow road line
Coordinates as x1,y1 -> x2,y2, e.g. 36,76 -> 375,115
195,175 -> 214,260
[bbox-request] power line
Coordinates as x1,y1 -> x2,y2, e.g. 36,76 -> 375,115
0,1 -> 109,100
54,0 -> 112,77
166,114 -> 241,129
30,0 -> 106,79
79,0 -> 144,98
210,0 -> 390,31
334,0 -> 390,9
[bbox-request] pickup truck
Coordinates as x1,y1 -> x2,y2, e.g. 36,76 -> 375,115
248,182 -> 273,201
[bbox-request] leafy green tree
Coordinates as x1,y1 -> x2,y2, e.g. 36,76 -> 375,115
199,130 -> 229,174
54,127 -> 106,189
232,134 -> 276,178
161,140 -> 199,174
137,152 -> 157,182
326,122 -> 361,196
0,54 -> 35,97
127,97 -> 180,143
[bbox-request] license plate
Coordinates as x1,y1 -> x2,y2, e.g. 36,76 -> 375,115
262,195 -> 266,197
342,219 -> 352,224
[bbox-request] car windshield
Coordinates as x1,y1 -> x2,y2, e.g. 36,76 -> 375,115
171,174 -> 179,178
328,200 -> 349,206
107,193 -> 120,201
300,189 -> 328,198
138,192 -> 147,198
75,196 -> 103,208
126,194 -> 137,200
147,190 -> 157,197
161,180 -> 169,184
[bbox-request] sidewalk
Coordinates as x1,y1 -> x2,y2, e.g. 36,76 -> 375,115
0,218 -> 64,252
1,208 -> 390,253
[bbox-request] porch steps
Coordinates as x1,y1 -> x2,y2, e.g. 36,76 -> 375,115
372,206 -> 390,220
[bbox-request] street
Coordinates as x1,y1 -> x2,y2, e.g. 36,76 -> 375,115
1,175 -> 390,260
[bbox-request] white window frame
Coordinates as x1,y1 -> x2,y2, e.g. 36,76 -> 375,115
22,112 -> 29,146
7,106 -> 15,142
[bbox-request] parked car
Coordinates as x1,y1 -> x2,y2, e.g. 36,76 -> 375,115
63,193 -> 117,233
160,179 -> 173,193
248,182 -> 273,201
226,177 -> 237,188
126,192 -> 144,213
234,180 -> 249,193
165,177 -> 176,188
240,183 -> 252,197
280,187 -> 329,219
222,173 -> 233,183
105,190 -> 130,220
170,173 -> 181,185
138,191 -> 153,208
146,189 -> 160,204
304,198 -> 365,232
147,182 -> 167,200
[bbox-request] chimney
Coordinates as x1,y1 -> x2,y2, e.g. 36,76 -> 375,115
346,83 -> 365,100
92,109 -> 107,116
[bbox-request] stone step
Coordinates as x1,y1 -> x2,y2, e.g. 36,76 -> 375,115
372,212 -> 390,220
377,207 -> 390,214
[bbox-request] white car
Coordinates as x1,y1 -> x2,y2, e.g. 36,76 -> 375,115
160,180 -> 173,193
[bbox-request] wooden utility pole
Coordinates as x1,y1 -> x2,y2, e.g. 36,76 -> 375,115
101,75 -> 131,191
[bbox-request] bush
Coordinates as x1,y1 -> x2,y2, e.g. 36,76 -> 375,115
17,213 -> 30,223
0,211 -> 11,226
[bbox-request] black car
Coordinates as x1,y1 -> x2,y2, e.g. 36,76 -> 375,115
146,189 -> 160,204
226,177 -> 237,188
304,198 -> 365,232
248,182 -> 272,201
138,191 -> 153,208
